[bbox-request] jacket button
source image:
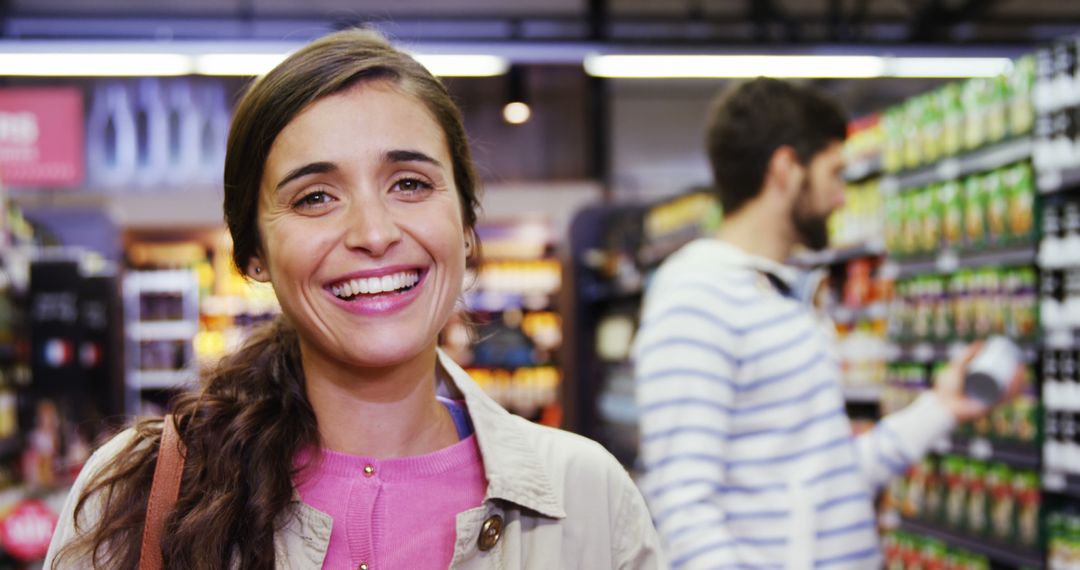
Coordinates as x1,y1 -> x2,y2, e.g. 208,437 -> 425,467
477,514 -> 503,551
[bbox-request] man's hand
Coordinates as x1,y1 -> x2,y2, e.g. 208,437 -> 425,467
933,341 -> 1027,423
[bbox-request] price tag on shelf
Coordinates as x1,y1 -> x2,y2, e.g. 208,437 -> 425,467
879,261 -> 900,281
879,177 -> 900,196
913,343 -> 935,363
1044,470 -> 1067,492
936,158 -> 960,181
935,250 -> 959,273
969,438 -> 993,461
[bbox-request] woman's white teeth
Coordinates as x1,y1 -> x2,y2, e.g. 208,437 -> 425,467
333,271 -> 419,299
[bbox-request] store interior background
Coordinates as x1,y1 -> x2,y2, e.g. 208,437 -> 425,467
0,0 -> 1077,567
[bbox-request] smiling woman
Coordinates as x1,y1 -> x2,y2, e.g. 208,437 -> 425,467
42,28 -> 664,570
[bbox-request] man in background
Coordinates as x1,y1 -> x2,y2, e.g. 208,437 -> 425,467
633,77 -> 1022,569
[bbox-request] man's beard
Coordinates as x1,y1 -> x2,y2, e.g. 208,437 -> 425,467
792,184 -> 830,251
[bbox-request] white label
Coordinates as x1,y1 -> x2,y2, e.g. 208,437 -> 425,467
913,343 -> 935,363
879,177 -> 900,196
936,250 -> 959,273
937,159 -> 960,181
969,438 -> 993,460
1044,470 -> 1067,492
879,261 -> 900,281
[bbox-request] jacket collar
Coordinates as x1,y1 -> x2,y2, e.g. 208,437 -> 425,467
435,349 -> 567,519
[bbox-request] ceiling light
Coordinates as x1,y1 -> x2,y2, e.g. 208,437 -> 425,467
411,54 -> 510,77
194,53 -> 289,76
883,57 -> 1013,78
502,101 -> 532,124
583,54 -> 1016,79
584,55 -> 885,79
0,53 -> 193,76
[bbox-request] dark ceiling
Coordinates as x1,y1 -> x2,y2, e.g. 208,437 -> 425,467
4,0 -> 1079,45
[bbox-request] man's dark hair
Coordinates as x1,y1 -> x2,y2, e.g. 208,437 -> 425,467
705,77 -> 848,215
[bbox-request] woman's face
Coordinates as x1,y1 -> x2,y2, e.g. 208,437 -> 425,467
252,81 -> 469,372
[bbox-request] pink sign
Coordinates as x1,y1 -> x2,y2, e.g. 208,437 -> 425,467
0,88 -> 84,188
0,499 -> 58,561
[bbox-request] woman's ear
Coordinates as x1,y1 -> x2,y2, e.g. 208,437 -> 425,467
247,256 -> 270,282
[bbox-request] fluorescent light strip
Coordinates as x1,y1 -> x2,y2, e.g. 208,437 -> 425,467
0,53 -> 193,76
0,50 -> 509,77
584,55 -> 884,78
194,53 -> 289,76
411,54 -> 510,77
584,54 -> 1015,79
884,57 -> 1013,78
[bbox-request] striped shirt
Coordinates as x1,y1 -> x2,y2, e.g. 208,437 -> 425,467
634,239 -> 955,570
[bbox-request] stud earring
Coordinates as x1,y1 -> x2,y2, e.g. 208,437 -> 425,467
254,267 -> 262,274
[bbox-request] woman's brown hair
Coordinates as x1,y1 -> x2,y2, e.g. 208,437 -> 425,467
53,28 -> 482,569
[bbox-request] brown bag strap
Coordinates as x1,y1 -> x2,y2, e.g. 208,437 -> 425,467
139,414 -> 186,570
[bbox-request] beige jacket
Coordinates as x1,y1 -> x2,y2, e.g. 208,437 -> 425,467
45,350 -> 666,569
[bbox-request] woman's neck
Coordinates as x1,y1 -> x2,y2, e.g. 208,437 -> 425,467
300,345 -> 459,458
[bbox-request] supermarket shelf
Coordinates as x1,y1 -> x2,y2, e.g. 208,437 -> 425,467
888,341 -> 1039,364
580,280 -> 643,304
464,290 -> 555,312
131,369 -> 197,390
830,302 -> 888,325
842,384 -> 882,404
882,136 -> 1033,192
638,226 -> 701,268
884,243 -> 1038,279
1037,164 -> 1080,194
127,319 -> 198,341
1042,470 -> 1080,497
844,156 -> 883,183
941,436 -> 1041,470
898,518 -> 1044,569
789,241 -> 885,268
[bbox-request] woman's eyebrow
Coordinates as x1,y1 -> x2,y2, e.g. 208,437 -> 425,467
275,161 -> 338,192
385,149 -> 442,167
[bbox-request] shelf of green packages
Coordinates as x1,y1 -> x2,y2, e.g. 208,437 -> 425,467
939,435 -> 1041,471
898,518 -> 1044,569
880,136 -> 1033,193
887,341 -> 1040,365
885,243 -> 1038,281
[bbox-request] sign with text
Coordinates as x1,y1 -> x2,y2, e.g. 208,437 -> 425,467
0,88 -> 84,188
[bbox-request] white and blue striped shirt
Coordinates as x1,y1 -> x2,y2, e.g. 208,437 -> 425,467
634,239 -> 955,570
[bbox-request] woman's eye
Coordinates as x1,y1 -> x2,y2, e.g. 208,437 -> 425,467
393,177 -> 433,195
293,190 -> 333,209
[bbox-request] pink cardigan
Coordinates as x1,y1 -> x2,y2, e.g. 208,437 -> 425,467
294,434 -> 487,570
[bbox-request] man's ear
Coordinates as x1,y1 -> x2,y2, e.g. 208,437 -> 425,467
246,255 -> 270,282
763,145 -> 805,200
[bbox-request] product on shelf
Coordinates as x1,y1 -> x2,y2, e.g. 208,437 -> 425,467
882,62 -> 1035,175
889,454 -> 1042,549
1048,509 -> 1080,569
883,530 -> 990,570
885,161 -> 1036,258
888,267 -> 1038,344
